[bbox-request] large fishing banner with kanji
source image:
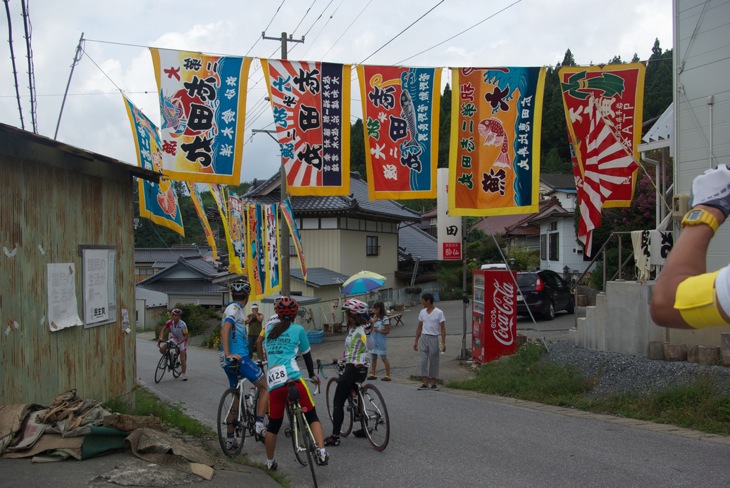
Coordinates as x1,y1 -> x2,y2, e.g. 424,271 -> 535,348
186,182 -> 217,260
357,65 -> 441,200
448,67 -> 545,216
122,95 -> 184,236
261,59 -> 351,196
560,63 -> 645,252
280,198 -> 307,282
264,204 -> 282,296
150,48 -> 251,184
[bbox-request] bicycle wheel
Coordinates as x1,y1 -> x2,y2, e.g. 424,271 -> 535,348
171,352 -> 182,378
360,384 -> 390,451
325,377 -> 352,436
217,389 -> 245,457
298,410 -> 319,488
154,355 -> 167,383
288,405 -> 309,466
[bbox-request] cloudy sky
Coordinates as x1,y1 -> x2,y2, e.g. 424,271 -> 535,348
1,0 -> 673,182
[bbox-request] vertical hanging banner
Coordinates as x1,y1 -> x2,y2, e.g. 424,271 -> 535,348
122,95 -> 184,236
448,67 -> 545,216
209,184 -> 238,273
150,48 -> 251,184
280,198 -> 307,282
437,168 -> 462,260
228,192 -> 247,275
246,203 -> 266,300
560,63 -> 645,250
264,204 -> 282,295
261,59 -> 351,196
186,182 -> 218,260
357,65 -> 441,200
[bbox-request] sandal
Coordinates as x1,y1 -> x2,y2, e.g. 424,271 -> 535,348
324,435 -> 340,446
381,376 -> 391,381
367,375 -> 377,380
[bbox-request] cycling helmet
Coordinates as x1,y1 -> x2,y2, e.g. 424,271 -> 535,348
342,298 -> 368,314
171,308 -> 182,315
274,296 -> 299,320
230,279 -> 251,296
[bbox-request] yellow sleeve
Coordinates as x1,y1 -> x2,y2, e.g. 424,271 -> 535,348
674,270 -> 730,328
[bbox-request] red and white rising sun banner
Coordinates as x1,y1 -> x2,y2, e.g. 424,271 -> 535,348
559,63 -> 645,253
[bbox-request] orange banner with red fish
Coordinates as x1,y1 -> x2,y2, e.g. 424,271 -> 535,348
448,67 -> 545,216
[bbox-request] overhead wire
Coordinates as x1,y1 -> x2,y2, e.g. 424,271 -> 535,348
3,0 -> 25,129
245,0 -> 287,56
395,0 -> 523,65
20,0 -> 38,132
359,0 -> 445,64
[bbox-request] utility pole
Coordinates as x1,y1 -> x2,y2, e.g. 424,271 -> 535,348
260,32 -> 304,296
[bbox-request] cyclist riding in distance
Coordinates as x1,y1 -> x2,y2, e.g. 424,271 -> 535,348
325,298 -> 372,447
262,296 -> 328,471
158,308 -> 189,381
219,279 -> 269,448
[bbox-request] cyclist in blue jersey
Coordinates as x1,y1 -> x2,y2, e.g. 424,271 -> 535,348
324,298 -> 372,446
219,279 -> 269,451
262,296 -> 328,471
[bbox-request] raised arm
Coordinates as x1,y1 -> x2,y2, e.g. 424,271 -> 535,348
651,165 -> 730,328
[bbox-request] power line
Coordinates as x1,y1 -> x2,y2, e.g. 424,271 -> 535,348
289,0 -> 317,38
20,0 -> 37,132
396,0 -> 523,65
359,0 -> 445,64
4,0 -> 25,130
245,0 -> 287,56
318,0 -> 371,60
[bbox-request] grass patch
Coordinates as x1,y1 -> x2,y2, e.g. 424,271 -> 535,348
104,386 -> 210,437
450,342 -> 730,435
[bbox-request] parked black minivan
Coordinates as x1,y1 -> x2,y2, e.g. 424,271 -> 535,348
516,269 -> 574,320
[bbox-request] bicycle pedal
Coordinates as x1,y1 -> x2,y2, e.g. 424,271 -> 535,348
284,428 -> 292,438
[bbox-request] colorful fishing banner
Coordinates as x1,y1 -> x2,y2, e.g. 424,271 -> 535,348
560,63 -> 645,252
357,65 -> 441,200
261,59 -> 351,196
150,48 -> 251,184
228,192 -> 247,274
280,198 -> 307,282
122,95 -> 184,236
448,67 -> 545,216
246,203 -> 266,300
186,182 -> 217,260
264,204 -> 282,296
209,184 -> 239,274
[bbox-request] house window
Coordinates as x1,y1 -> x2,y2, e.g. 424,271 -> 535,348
540,235 -> 547,260
366,236 -> 379,256
549,232 -> 559,261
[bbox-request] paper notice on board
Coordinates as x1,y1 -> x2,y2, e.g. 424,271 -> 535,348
47,263 -> 82,331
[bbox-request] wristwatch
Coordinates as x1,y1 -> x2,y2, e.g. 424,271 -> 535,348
681,208 -> 719,234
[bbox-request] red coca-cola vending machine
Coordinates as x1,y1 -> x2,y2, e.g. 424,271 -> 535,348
472,269 -> 517,363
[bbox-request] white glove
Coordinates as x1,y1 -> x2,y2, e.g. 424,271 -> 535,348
691,164 -> 730,217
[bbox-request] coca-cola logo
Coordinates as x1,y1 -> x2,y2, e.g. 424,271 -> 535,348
490,279 -> 515,346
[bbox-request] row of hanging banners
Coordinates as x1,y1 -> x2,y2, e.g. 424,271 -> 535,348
124,47 -> 646,297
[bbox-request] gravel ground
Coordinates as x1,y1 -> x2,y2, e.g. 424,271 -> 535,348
544,340 -> 730,399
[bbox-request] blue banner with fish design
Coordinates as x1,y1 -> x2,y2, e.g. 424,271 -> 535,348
448,67 -> 545,216
122,94 -> 184,236
357,65 -> 441,200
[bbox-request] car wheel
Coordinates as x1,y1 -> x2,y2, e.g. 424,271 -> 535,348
566,296 -> 575,314
542,301 -> 555,321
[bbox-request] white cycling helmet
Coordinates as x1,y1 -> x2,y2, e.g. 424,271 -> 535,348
342,298 -> 369,314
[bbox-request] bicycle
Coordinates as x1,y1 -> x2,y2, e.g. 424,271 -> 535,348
154,340 -> 182,383
283,378 -> 323,488
320,359 -> 390,451
216,359 -> 265,457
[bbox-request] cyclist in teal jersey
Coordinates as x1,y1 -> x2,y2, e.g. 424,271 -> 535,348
262,296 -> 328,471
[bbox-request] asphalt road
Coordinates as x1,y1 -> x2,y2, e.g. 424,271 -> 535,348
137,301 -> 730,487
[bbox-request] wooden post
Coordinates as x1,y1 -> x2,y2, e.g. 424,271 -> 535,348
663,343 -> 687,361
721,333 -> 730,366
